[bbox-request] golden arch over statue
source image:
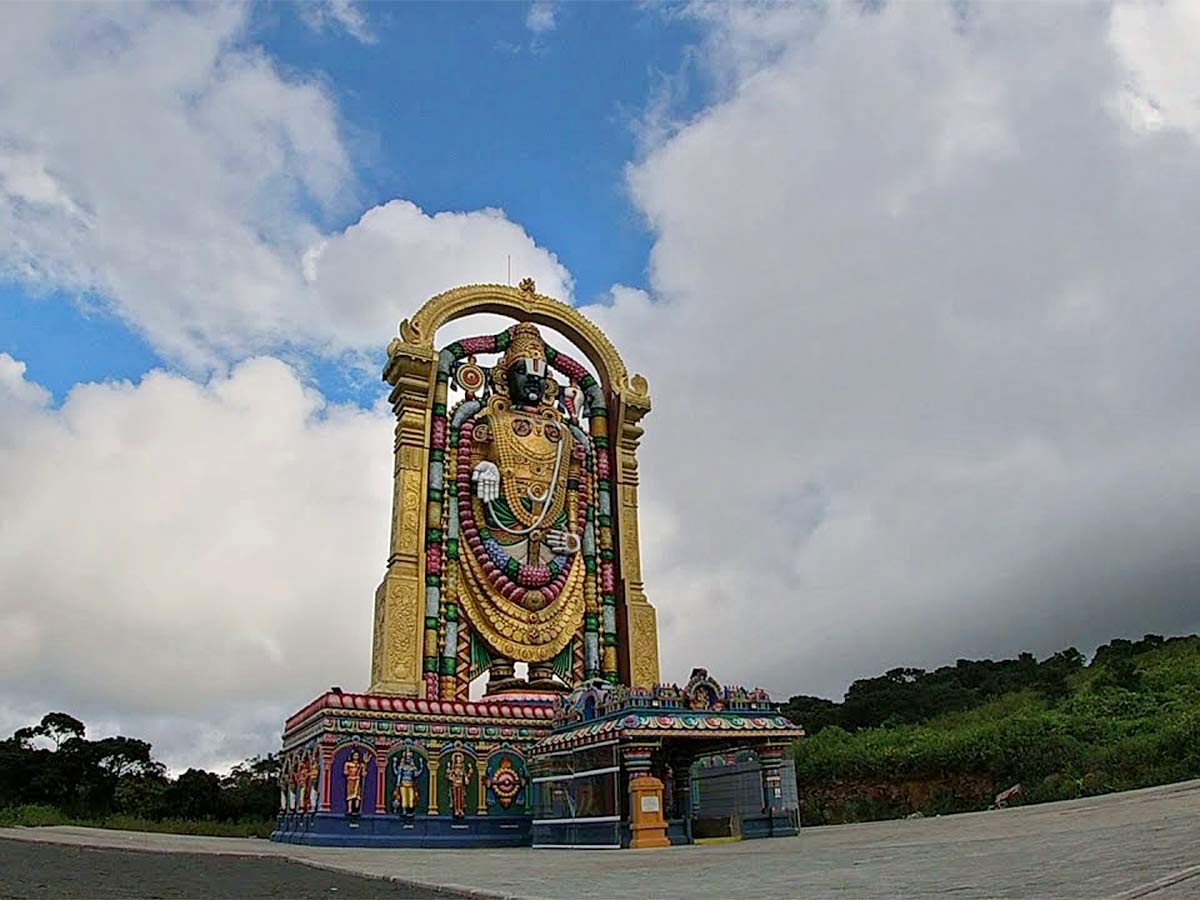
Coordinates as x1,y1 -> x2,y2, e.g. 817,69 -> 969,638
371,281 -> 660,699
392,282 -> 646,401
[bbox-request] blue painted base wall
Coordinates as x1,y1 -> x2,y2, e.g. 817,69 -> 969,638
741,812 -> 799,839
271,812 -> 531,848
272,811 -> 795,849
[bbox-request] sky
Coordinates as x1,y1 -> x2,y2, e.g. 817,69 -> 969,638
2,0 -> 1199,773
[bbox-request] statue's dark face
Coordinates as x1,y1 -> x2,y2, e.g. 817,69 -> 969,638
507,359 -> 546,407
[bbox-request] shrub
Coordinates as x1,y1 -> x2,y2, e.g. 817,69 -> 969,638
793,636 -> 1200,824
0,804 -> 71,827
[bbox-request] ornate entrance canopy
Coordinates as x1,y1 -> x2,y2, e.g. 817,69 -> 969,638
528,669 -> 804,847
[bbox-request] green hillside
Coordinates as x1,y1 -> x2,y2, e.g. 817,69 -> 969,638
788,634 -> 1200,824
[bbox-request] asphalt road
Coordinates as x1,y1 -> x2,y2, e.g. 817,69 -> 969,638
0,839 -> 442,900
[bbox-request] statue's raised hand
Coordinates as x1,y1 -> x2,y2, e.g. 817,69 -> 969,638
547,529 -> 580,555
472,461 -> 501,502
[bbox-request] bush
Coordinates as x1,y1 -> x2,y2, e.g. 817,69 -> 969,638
793,635 -> 1200,825
0,804 -> 72,827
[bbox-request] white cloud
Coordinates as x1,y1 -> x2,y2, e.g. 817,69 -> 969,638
0,353 -> 393,769
299,0 -> 377,45
605,1 -> 1200,698
0,3 -> 566,368
526,1 -> 558,35
1109,0 -> 1200,139
301,200 -> 572,350
0,354 -> 53,409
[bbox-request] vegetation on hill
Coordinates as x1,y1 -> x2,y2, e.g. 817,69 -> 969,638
785,634 -> 1200,824
0,713 -> 277,837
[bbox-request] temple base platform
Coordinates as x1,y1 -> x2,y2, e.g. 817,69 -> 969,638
272,669 -> 805,849
270,689 -> 554,848
272,812 -> 531,848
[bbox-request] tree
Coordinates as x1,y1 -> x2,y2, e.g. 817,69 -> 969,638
39,713 -> 85,750
221,755 -> 281,821
781,696 -> 840,735
164,769 -> 223,820
91,737 -> 157,779
11,727 -> 40,750
1034,648 -> 1085,700
113,771 -> 170,819
1095,657 -> 1142,692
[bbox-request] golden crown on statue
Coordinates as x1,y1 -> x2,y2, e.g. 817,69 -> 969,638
505,322 -> 547,363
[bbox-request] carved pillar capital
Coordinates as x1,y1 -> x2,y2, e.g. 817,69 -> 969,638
622,742 -> 658,778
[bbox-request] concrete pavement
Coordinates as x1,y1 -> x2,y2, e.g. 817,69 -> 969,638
2,779 -> 1198,898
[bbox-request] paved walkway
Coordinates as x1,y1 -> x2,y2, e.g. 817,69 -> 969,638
2,779 -> 1198,898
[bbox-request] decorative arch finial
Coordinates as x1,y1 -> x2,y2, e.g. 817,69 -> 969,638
518,276 -> 536,294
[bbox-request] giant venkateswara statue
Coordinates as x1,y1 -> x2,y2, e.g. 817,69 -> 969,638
371,280 -> 660,700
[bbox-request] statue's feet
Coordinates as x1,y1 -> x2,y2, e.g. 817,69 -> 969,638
526,663 -> 569,693
485,675 -> 525,695
526,675 -> 570,693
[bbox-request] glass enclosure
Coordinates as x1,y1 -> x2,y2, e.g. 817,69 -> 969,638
530,742 -> 622,848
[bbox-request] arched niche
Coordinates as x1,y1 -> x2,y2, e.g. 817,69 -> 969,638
372,281 -> 660,698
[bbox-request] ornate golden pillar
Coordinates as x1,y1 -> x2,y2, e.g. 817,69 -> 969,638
370,338 -> 436,696
476,758 -> 488,815
614,375 -> 661,688
426,748 -> 440,816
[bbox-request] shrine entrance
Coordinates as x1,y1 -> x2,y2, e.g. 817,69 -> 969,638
661,741 -> 801,844
686,747 -> 801,840
528,670 -> 804,849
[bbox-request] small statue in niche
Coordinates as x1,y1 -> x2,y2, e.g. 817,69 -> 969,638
446,751 -> 470,819
299,756 -> 313,812
307,759 -> 320,812
297,758 -> 308,813
342,750 -> 366,816
391,746 -> 425,819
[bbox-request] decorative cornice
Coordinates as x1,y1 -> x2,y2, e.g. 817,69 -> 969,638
284,690 -> 558,733
532,711 -> 805,753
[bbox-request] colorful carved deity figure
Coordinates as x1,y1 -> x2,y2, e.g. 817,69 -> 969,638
445,751 -> 470,819
432,321 -> 619,695
391,747 -> 424,818
306,755 -> 320,812
342,750 -> 365,816
299,756 -> 313,812
486,755 -> 526,810
289,761 -> 302,811
684,667 -> 724,711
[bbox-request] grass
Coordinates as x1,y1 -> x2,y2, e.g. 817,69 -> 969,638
0,804 -> 274,838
